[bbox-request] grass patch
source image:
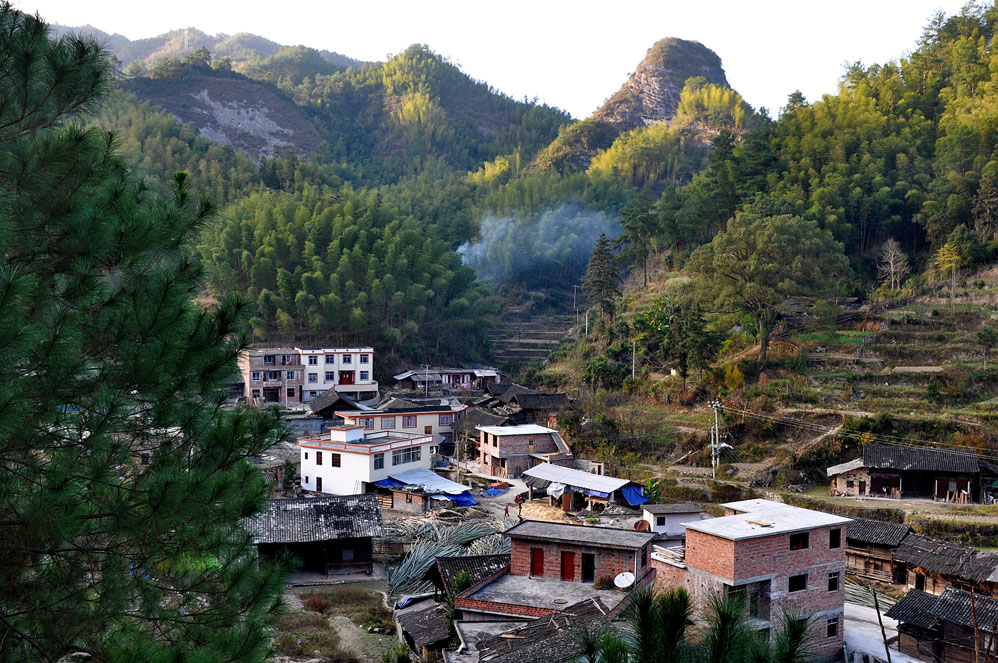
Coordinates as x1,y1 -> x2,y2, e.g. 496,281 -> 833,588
273,612 -> 358,662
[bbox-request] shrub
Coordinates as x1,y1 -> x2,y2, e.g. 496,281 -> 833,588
593,574 -> 616,590
304,596 -> 332,614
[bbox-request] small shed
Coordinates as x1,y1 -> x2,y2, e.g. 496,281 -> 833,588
885,588 -> 944,662
396,602 -> 451,659
521,464 -> 648,512
425,554 -> 511,599
373,467 -> 477,514
244,493 -> 383,575
642,503 -> 704,539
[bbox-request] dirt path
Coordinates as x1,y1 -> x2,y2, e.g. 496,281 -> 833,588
330,615 -> 394,661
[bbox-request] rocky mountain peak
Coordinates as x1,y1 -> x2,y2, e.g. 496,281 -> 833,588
593,38 -> 729,131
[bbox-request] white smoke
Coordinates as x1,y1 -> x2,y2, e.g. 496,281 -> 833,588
458,204 -> 622,284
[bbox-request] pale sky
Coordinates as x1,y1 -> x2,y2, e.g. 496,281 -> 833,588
14,0 -> 971,119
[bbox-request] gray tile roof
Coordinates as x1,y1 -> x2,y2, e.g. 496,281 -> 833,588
929,587 -> 998,633
397,603 -> 452,648
505,520 -> 655,550
477,598 -> 611,663
846,518 -> 911,547
511,393 -> 572,410
244,494 -> 383,544
894,533 -> 973,576
430,554 -> 511,597
862,443 -> 980,474
884,589 -> 941,630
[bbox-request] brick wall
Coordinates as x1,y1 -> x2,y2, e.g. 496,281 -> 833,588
492,433 -> 560,457
651,559 -> 687,592
685,531 -> 736,579
510,537 -> 651,582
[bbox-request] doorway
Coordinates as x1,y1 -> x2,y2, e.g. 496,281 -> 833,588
561,551 -> 575,581
531,548 -> 544,577
582,553 -> 596,583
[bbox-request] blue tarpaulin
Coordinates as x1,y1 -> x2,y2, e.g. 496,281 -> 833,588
621,485 -> 649,506
480,488 -> 505,498
451,491 -> 478,506
373,478 -> 404,489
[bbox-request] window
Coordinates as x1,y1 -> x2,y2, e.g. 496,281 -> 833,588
381,417 -> 395,429
309,391 -> 317,398
316,452 -> 322,466
305,476 -> 309,484
826,617 -> 838,638
287,388 -> 295,398
641,547 -> 648,567
360,371 -> 369,381
829,528 -> 841,549
252,389 -> 261,398
790,532 -> 809,550
374,453 -> 384,470
308,373 -> 318,383
267,371 -> 280,380
304,452 -> 308,460
282,354 -> 293,364
789,574 -> 807,592
251,371 -> 261,381
828,571 -> 840,592
846,480 -> 855,488
316,477 -> 322,492
330,453 -> 341,468
393,447 -> 422,466
361,418 -> 374,430
286,371 -> 296,380
326,372 -> 335,381
263,355 -> 275,365
439,413 -> 453,426
308,356 -> 317,365
325,355 -> 335,363
657,516 -> 666,526
343,355 -> 352,364
360,354 -> 369,364
402,415 -> 417,428
405,493 -> 413,503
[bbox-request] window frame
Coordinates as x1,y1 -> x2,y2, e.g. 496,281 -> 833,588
308,356 -> 317,365
316,451 -> 322,466
402,415 -> 417,428
342,355 -> 352,364
789,532 -> 809,551
439,413 -> 453,426
826,617 -> 838,638
360,354 -> 369,364
373,453 -> 384,470
308,373 -> 318,383
828,571 -> 840,592
788,573 -> 808,592
330,453 -> 341,468
381,416 -> 395,429
829,528 -> 841,549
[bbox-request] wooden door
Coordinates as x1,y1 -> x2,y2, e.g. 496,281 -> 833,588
859,480 -> 866,495
561,551 -> 575,581
530,548 -> 544,576
582,553 -> 596,583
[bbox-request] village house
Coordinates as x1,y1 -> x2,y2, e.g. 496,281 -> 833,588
520,463 -> 649,512
243,493 -> 383,576
454,520 -> 656,620
295,346 -> 378,402
651,499 -> 850,661
297,425 -> 433,495
844,518 -> 912,584
887,586 -> 998,663
337,396 -> 466,451
642,503 -> 705,541
393,366 -> 506,392
893,532 -> 998,597
239,346 -> 378,406
239,347 -> 304,406
476,424 -> 573,478
827,443 -> 982,502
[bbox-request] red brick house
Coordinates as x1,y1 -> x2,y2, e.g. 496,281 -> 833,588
652,499 -> 850,661
454,520 -> 656,620
476,424 -> 572,478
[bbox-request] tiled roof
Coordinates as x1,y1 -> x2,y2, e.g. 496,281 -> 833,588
307,390 -> 359,414
862,443 -> 980,474
496,384 -> 539,403
511,393 -> 571,410
929,587 -> 998,633
244,494 -> 383,544
505,520 -> 655,549
453,408 -> 509,431
397,603 -> 451,648
477,598 -> 610,663
884,589 -> 941,630
431,554 -> 511,597
846,518 -> 911,547
894,533 -> 973,576
960,550 -> 998,583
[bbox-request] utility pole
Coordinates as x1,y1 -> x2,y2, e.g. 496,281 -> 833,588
573,285 -> 580,328
709,399 -> 723,479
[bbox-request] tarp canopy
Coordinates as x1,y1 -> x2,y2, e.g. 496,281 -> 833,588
522,464 -> 630,494
374,478 -> 404,489
546,482 -> 567,498
388,468 -> 468,495
621,485 -> 649,506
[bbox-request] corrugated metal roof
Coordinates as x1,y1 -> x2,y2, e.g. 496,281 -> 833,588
863,443 -> 980,473
521,464 -> 630,493
244,494 -> 383,544
826,457 -> 864,477
388,468 -> 469,496
884,589 -> 941,629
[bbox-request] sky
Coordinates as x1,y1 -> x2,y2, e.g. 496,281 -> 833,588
14,0 -> 973,119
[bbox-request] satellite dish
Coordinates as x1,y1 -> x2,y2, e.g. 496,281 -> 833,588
614,572 -> 635,589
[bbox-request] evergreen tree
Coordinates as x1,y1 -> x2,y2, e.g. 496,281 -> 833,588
0,8 -> 286,660
582,233 -> 621,320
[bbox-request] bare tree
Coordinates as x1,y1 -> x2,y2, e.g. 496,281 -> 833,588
877,238 -> 910,290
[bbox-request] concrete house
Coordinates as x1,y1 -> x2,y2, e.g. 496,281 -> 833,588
338,397 -> 466,449
297,425 -> 433,495
239,347 -> 303,406
476,424 -> 572,478
652,499 -> 850,661
643,503 -> 705,540
296,346 -> 378,402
